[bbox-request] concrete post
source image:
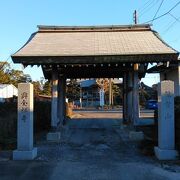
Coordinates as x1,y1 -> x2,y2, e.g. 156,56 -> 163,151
13,83 -> 37,160
58,76 -> 66,125
132,71 -> 139,125
154,80 -> 179,160
51,70 -> 58,128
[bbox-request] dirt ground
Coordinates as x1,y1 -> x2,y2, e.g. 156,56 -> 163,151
0,111 -> 180,180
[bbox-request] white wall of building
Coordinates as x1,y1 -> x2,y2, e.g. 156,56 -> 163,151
0,84 -> 18,102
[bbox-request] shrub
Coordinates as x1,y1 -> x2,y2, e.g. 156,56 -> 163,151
34,101 -> 51,133
0,101 -> 51,150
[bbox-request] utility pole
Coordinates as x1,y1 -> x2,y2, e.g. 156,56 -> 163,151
133,10 -> 138,24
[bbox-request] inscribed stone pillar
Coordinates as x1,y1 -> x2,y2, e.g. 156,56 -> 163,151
51,70 -> 58,128
132,71 -> 139,125
154,80 -> 179,160
13,83 -> 37,160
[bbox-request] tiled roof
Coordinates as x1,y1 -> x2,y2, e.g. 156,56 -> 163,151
12,24 -> 179,64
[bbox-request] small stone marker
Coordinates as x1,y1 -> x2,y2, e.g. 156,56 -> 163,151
154,80 -> 178,160
13,83 -> 37,160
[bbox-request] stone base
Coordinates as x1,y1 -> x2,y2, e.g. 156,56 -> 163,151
13,147 -> 37,160
129,131 -> 144,141
154,147 -> 179,160
47,132 -> 61,142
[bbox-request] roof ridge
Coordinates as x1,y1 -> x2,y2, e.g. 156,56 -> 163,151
37,24 -> 151,32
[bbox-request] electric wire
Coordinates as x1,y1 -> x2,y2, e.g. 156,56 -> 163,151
163,13 -> 180,34
152,0 -> 165,23
143,1 -> 180,23
138,0 -> 155,13
139,0 -> 158,17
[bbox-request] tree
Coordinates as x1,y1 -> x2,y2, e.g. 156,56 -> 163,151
0,62 -> 10,84
0,61 -> 32,87
41,80 -> 51,96
66,79 -> 80,101
32,81 -> 42,96
8,69 -> 32,87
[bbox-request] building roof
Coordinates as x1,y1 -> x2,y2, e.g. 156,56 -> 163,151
12,24 -> 179,65
80,80 -> 97,88
79,78 -> 122,88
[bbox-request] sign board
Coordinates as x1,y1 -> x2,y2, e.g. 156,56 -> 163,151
99,88 -> 104,106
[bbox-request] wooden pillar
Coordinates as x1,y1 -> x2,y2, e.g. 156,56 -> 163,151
58,76 -> 66,126
123,73 -> 128,123
51,69 -> 58,128
132,69 -> 139,125
109,78 -> 112,106
127,72 -> 133,122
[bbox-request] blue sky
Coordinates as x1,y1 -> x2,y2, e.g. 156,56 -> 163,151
0,0 -> 180,86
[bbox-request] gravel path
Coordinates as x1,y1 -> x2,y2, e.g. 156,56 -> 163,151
36,118 -> 180,180
0,116 -> 179,180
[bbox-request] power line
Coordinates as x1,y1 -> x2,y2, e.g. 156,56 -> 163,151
139,0 -> 158,18
169,12 -> 180,23
143,1 -> 180,24
163,13 -> 180,34
152,0 -> 165,23
138,0 -> 154,12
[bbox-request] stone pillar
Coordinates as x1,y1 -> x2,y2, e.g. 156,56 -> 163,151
127,72 -> 133,122
154,80 -> 179,160
13,83 -> 37,160
132,71 -> 139,125
51,70 -> 58,128
58,76 -> 66,125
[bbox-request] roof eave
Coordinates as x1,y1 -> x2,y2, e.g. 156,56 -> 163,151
11,53 -> 179,65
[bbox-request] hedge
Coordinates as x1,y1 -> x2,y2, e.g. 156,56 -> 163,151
0,101 -> 51,150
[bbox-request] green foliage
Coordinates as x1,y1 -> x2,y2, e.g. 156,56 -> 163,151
8,69 -> 32,87
0,62 -> 32,87
32,81 -> 42,96
0,102 -> 17,150
0,62 -> 11,84
66,79 -> 80,101
0,101 -> 51,150
41,80 -> 51,96
34,101 -> 51,133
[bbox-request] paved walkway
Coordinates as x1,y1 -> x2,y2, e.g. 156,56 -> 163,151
0,117 -> 179,180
